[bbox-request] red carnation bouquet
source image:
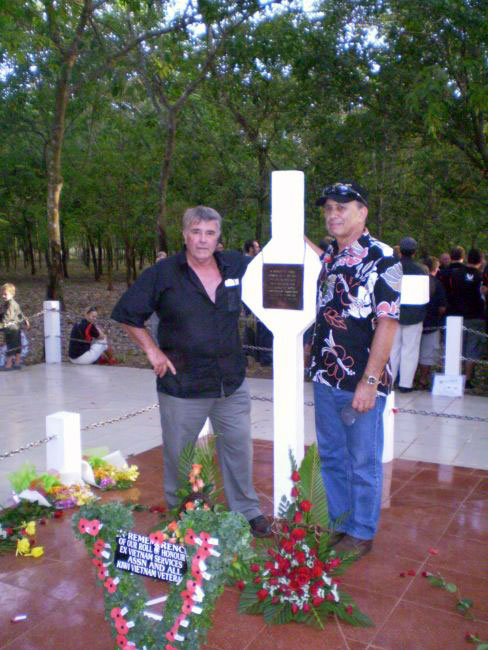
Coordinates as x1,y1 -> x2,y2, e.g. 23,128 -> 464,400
238,445 -> 372,628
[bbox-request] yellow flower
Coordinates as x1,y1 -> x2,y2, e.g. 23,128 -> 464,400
30,546 -> 44,558
24,521 -> 36,536
126,465 -> 139,481
16,538 -> 31,556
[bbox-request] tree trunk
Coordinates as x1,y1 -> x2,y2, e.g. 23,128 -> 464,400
88,236 -> 100,281
27,229 -> 36,275
156,111 -> 177,252
61,227 -> 69,278
256,146 -> 268,243
97,234 -> 103,276
106,239 -> 114,291
45,2 -> 90,301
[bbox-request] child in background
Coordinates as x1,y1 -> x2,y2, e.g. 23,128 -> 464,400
0,283 -> 29,370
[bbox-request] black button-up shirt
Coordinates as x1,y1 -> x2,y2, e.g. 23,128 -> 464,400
310,230 -> 402,396
111,250 -> 249,398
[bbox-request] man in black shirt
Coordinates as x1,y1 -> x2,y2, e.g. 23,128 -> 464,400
446,248 -> 485,388
418,257 -> 447,389
390,237 -> 428,392
111,206 -> 271,537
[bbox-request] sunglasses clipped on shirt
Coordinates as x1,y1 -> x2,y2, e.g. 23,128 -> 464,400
320,183 -> 368,206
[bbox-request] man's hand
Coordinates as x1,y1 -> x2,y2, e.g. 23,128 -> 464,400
122,323 -> 176,378
352,381 -> 378,413
147,347 -> 176,378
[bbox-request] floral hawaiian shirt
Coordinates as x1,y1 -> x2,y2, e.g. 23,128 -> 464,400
310,230 -> 402,396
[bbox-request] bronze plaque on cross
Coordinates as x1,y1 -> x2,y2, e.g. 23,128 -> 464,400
262,263 -> 304,310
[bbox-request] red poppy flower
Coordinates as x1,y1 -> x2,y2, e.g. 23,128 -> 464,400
166,646 -> 178,650
105,578 -> 117,594
78,518 -> 89,534
92,547 -> 102,558
115,618 -> 128,635
326,593 -> 335,601
250,563 -> 260,573
185,580 -> 197,595
165,630 -> 176,642
422,571 -> 430,578
290,528 -> 306,542
294,512 -> 303,524
303,603 -> 310,613
257,589 -> 268,602
88,519 -> 101,536
115,634 -> 128,648
291,471 -> 301,482
294,550 -> 306,563
313,596 -> 324,606
6,527 -> 14,535
111,607 -> 123,620
92,558 -> 103,569
291,487 -> 299,497
182,601 -> 193,616
94,538 -> 105,548
97,567 -> 107,580
236,580 -> 246,591
300,500 -> 312,512
267,548 -> 275,557
271,596 -> 280,605
428,547 -> 439,555
184,529 -> 196,545
199,532 -> 211,543
149,531 -> 165,545
54,510 -> 63,519
407,569 -> 416,576
254,576 -> 261,584
40,518 -> 47,526
399,572 -> 405,578
346,605 -> 353,616
291,604 -> 298,614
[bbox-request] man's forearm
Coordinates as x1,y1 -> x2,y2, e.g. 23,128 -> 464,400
122,324 -> 159,355
364,317 -> 399,379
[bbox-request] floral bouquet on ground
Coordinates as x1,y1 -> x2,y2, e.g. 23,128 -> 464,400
0,514 -> 44,558
72,436 -> 254,650
82,449 -> 139,491
8,463 -> 95,509
238,444 -> 373,628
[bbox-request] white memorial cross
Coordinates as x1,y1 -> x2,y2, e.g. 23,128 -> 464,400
242,171 -> 321,515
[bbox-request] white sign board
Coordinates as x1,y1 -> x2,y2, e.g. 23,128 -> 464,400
432,373 -> 465,397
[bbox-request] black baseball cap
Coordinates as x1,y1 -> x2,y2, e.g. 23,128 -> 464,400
315,181 -> 369,207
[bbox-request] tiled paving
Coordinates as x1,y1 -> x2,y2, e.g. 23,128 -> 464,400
1,364 -> 487,649
1,442 -> 488,649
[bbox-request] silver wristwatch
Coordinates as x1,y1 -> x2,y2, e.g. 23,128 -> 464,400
363,374 -> 379,386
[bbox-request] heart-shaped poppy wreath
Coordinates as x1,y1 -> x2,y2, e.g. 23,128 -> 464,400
73,501 -> 253,650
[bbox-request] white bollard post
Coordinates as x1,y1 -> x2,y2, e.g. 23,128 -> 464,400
46,411 -> 82,484
382,391 -> 395,463
445,316 -> 463,376
432,316 -> 465,396
43,300 -> 62,363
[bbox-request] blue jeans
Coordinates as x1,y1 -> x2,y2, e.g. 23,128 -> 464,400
313,382 -> 386,540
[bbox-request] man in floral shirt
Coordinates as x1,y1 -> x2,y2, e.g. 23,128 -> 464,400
308,181 -> 402,558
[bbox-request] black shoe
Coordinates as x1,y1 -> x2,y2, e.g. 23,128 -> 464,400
249,515 -> 272,538
334,534 -> 373,559
398,386 -> 414,393
465,380 -> 474,389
